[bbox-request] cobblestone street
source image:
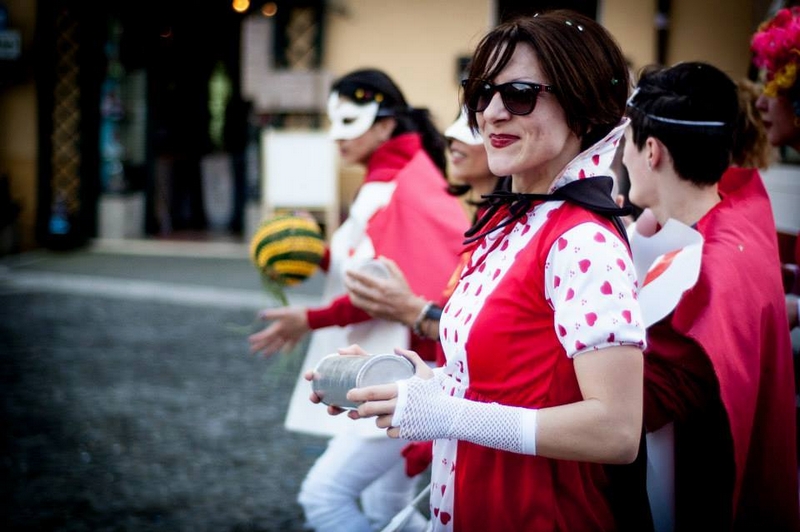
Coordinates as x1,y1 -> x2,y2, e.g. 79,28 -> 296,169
0,243 -> 330,531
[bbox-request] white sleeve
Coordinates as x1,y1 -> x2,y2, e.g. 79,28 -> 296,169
544,222 -> 646,357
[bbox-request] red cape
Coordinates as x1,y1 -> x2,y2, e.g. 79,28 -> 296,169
306,134 -> 467,363
667,167 -> 798,529
366,144 -> 469,303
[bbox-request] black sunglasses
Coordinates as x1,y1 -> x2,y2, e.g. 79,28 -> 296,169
461,79 -> 555,116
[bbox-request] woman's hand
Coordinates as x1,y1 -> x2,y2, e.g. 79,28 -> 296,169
304,344 -> 370,416
345,257 -> 427,326
346,348 -> 434,438
248,306 -> 309,357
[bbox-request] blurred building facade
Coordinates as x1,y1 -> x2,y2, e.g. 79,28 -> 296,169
0,0 -> 790,253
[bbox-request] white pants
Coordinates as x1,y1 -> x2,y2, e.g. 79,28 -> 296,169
298,432 -> 428,532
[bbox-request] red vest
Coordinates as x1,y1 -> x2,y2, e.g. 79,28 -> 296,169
452,203 -> 629,532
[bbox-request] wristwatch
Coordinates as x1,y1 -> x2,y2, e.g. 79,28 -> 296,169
413,302 -> 443,337
425,304 -> 443,322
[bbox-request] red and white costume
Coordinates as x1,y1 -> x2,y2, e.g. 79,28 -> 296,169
640,167 -> 800,530
285,133 -> 468,438
430,123 -> 646,531
289,132 -> 469,532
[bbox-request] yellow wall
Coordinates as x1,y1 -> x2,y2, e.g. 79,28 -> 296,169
317,0 -> 777,217
669,0 -> 756,79
604,0 -> 772,80
1,0 -> 37,251
601,0 -> 657,73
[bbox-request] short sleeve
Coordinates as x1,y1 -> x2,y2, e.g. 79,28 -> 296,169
544,222 -> 646,357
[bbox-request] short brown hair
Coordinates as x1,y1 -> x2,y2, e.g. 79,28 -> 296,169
464,10 -> 630,151
733,78 -> 775,169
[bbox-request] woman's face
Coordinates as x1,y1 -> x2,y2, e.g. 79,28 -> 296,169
476,43 -> 581,192
755,91 -> 800,150
328,92 -> 397,165
336,121 -> 393,167
447,138 -> 492,186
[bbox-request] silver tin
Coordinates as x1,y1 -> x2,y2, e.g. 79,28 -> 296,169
311,353 -> 415,410
356,259 -> 390,279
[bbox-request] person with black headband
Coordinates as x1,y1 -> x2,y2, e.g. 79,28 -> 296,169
623,61 -> 799,531
309,11 -> 648,531
248,68 -> 469,532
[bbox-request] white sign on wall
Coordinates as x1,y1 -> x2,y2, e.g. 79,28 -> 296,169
260,129 -> 339,236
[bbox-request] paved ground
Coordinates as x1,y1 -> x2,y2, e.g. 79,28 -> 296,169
0,240 -> 334,531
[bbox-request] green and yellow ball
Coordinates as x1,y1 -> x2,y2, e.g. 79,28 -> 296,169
249,213 -> 325,286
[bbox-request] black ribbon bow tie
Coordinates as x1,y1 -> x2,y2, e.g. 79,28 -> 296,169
463,176 -> 631,245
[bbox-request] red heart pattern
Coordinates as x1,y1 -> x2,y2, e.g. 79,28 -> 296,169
600,281 -> 612,295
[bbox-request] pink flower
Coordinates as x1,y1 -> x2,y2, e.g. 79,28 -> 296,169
751,7 -> 800,87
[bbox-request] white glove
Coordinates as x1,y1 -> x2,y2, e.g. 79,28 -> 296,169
392,374 -> 538,455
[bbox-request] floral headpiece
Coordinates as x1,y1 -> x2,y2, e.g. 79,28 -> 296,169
751,7 -> 800,99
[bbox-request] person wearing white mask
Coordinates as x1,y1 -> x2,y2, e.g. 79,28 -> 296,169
249,68 -> 469,532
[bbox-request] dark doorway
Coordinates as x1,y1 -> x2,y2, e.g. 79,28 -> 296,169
108,2 -> 244,238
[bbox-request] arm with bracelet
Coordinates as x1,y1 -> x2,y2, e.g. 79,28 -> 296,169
411,301 -> 443,340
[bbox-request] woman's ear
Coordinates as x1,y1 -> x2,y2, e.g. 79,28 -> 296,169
374,117 -> 396,143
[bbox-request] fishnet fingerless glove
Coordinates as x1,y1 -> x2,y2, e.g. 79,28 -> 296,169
392,375 -> 538,455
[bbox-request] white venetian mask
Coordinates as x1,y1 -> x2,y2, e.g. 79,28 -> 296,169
327,91 -> 380,140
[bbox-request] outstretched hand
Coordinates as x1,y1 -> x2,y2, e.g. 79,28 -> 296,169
248,306 -> 309,357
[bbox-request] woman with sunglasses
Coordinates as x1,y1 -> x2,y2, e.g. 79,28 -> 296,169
249,68 -> 469,532
623,61 -> 798,531
315,11 -> 648,531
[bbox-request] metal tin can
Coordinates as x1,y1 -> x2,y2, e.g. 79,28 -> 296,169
311,353 -> 415,410
355,259 -> 390,279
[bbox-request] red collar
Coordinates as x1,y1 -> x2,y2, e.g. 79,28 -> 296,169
365,133 -> 422,183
